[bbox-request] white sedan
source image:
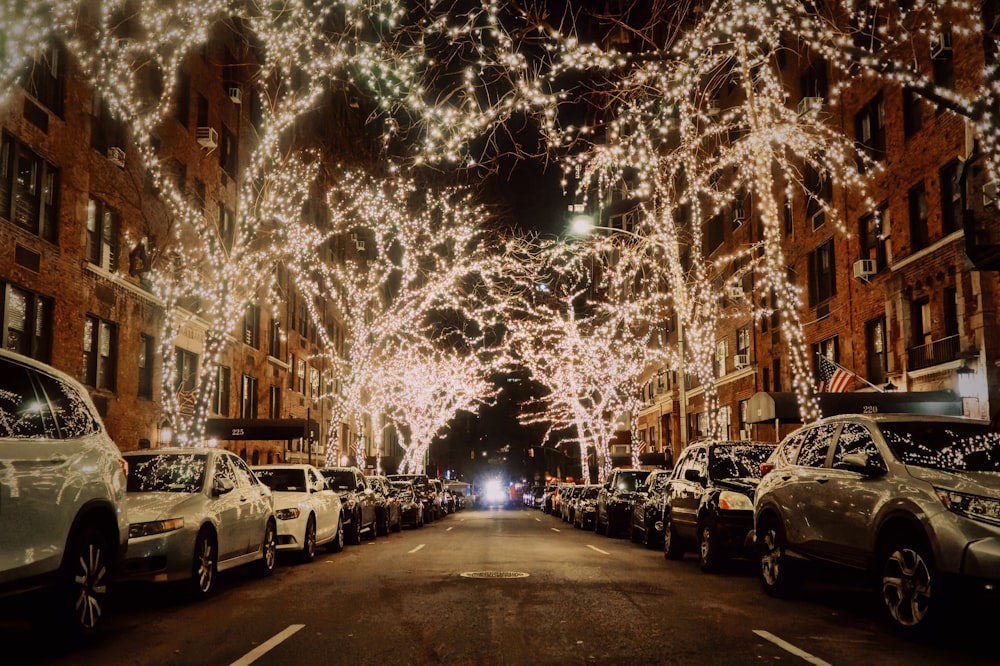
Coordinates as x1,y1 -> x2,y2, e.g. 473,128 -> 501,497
251,464 -> 344,561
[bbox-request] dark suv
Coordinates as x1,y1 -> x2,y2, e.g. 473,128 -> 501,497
754,414 -> 1000,636
596,468 -> 650,537
320,466 -> 378,544
629,469 -> 672,548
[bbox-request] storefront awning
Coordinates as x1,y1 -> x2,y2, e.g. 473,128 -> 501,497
746,390 -> 962,424
204,418 -> 319,441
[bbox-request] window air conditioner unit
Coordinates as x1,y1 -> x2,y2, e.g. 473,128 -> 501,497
106,146 -> 125,168
740,428 -> 753,441
797,96 -> 823,116
733,353 -> 750,369
983,180 -> 1000,206
853,259 -> 876,279
727,284 -> 744,301
196,126 -> 218,150
930,32 -> 952,59
228,87 -> 242,104
355,240 -> 365,251
350,233 -> 358,241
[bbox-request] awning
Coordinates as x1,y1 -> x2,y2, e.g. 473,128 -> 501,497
204,418 -> 319,440
746,390 -> 963,424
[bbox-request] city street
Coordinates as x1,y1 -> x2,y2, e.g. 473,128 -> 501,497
3,507 -> 995,665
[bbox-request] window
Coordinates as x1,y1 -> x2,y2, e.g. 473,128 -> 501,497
800,58 -> 828,100
772,358 -> 781,392
243,302 -> 259,348
804,162 -> 832,229
196,93 -> 209,127
865,316 -> 888,384
269,385 -> 281,419
0,131 -> 59,242
940,160 -> 965,235
310,365 -> 320,398
86,197 -> 119,271
715,338 -> 727,377
908,183 -> 930,251
268,318 -> 282,358
174,348 -> 198,393
944,286 -> 959,337
213,365 -> 231,415
3,283 -> 52,361
175,72 -> 191,126
859,202 -> 888,271
90,93 -> 126,154
932,26 -> 955,91
811,337 -> 840,385
218,203 -> 235,251
902,88 -> 923,137
855,92 -> 886,162
83,315 -> 117,390
138,333 -> 154,399
911,298 -> 932,347
21,41 -> 65,116
297,358 -> 306,394
705,214 -> 724,255
241,374 -> 258,419
219,126 -> 237,178
807,238 -> 836,306
736,326 -> 750,357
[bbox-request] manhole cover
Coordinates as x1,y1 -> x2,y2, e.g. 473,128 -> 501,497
459,571 -> 530,579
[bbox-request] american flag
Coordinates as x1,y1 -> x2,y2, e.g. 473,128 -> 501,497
817,354 -> 854,392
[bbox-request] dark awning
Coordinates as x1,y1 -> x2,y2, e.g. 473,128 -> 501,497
204,418 -> 319,440
746,390 -> 963,424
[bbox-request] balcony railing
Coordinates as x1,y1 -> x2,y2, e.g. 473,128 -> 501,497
906,334 -> 960,371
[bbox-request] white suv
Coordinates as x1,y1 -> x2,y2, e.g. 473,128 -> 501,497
0,350 -> 128,636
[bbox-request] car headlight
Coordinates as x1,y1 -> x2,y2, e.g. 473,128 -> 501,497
718,490 -> 753,512
275,508 -> 301,521
936,488 -> 1000,525
129,518 -> 184,539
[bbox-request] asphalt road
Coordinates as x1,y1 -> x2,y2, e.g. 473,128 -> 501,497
3,506 -> 996,665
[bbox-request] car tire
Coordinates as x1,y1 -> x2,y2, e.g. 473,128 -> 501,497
757,513 -> 794,597
190,527 -> 218,597
59,524 -> 113,637
257,520 -> 277,576
393,513 -> 402,533
698,520 -> 722,573
348,512 -> 362,545
300,516 -> 317,563
328,518 -> 345,553
663,514 -> 684,560
877,533 -> 938,636
377,513 -> 389,537
642,516 -> 656,549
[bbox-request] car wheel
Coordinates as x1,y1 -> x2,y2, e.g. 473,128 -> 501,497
377,513 -> 389,537
393,513 -> 402,533
642,517 -> 656,549
663,514 -> 684,560
757,513 -> 793,597
258,521 -> 277,576
698,520 -> 722,573
328,518 -> 345,553
190,527 -> 218,597
300,516 -> 317,563
348,512 -> 362,545
59,524 -> 113,637
877,534 -> 937,636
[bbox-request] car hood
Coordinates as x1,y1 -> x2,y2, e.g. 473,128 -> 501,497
270,490 -> 318,510
125,492 -> 206,522
906,465 -> 1000,497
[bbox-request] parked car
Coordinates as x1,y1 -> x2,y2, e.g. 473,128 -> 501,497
573,485 -> 601,530
251,464 -> 344,561
754,414 -> 1000,636
387,473 -> 439,522
367,474 -> 402,535
629,469 -> 672,548
662,440 -> 774,570
320,466 -> 378,544
391,481 -> 425,528
596,469 -> 651,537
120,448 -> 276,598
0,350 -> 129,636
560,485 -> 582,523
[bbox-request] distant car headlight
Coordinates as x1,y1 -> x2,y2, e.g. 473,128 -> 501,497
718,490 -> 753,512
129,518 -> 184,539
275,508 -> 301,521
936,488 -> 1000,525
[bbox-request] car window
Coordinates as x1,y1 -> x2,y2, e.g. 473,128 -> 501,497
833,423 -> 885,471
880,421 -> 1000,472
213,453 -> 239,489
673,449 -> 696,480
795,424 -> 838,468
0,361 -> 51,438
710,444 -> 773,479
35,371 -> 101,439
310,468 -> 325,489
229,455 -> 258,488
775,431 -> 806,466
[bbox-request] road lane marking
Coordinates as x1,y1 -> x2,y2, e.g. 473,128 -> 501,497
753,630 -> 833,666
230,624 -> 304,666
535,517 -> 541,522
587,545 -> 610,555
550,528 -> 561,533
446,526 -> 454,531
408,543 -> 425,553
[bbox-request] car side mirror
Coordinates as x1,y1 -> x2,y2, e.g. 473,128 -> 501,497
213,477 -> 236,496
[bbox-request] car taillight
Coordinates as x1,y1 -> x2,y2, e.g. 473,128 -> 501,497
118,457 -> 128,478
759,462 -> 774,477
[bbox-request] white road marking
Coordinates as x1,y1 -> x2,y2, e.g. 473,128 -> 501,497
551,527 -> 561,533
229,624 -> 304,666
535,517 -> 541,522
753,630 -> 833,666
587,545 -> 610,555
408,543 -> 425,553
446,526 -> 454,532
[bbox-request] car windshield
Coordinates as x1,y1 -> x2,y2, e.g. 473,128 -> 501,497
582,486 -> 600,499
709,444 -> 774,480
127,453 -> 207,493
880,421 -> 1000,472
254,468 -> 307,492
323,470 -> 355,490
614,471 -> 650,492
